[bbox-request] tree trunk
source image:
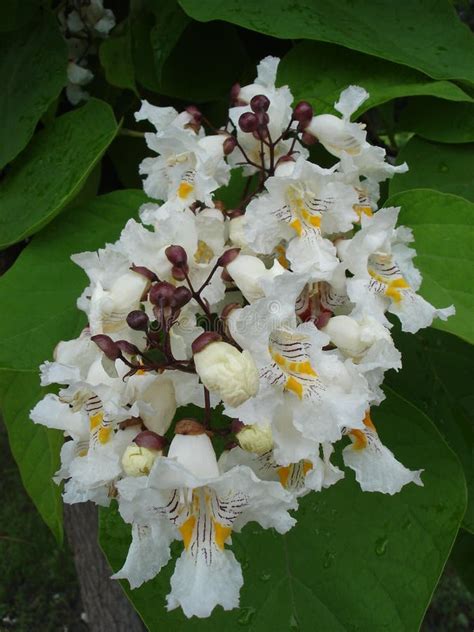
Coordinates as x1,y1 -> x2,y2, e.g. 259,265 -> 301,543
64,502 -> 145,632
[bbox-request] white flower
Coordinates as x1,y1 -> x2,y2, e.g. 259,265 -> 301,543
341,207 -> 455,332
343,412 -> 423,494
122,445 -> 161,477
226,253 -> 285,303
114,430 -> 296,617
135,101 -> 229,205
193,338 -> 259,407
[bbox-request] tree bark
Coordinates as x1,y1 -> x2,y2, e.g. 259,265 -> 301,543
64,502 -> 145,632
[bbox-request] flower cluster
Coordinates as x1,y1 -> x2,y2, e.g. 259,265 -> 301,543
58,0 -> 115,105
31,57 -> 454,618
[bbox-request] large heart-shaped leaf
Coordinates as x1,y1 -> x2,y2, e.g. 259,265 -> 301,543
278,42 -> 471,118
388,327 -> 474,533
179,0 -> 474,84
389,136 -> 474,201
384,189 -> 474,345
0,190 -> 147,536
0,11 -> 67,169
0,99 -> 118,249
398,98 -> 474,143
100,389 -> 466,631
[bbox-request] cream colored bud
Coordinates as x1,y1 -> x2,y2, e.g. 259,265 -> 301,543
237,423 -> 273,455
306,114 -> 363,157
168,432 -> 219,479
193,341 -> 259,407
227,254 -> 284,303
109,271 -> 149,311
140,377 -> 176,435
322,315 -> 368,357
229,215 -> 248,249
121,445 -> 160,477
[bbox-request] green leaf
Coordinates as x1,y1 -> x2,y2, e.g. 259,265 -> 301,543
387,327 -> 474,533
398,97 -> 474,143
0,11 -> 67,169
130,0 -> 161,92
389,136 -> 474,201
158,21 -> 252,102
149,0 -> 190,83
384,189 -> 474,345
0,372 -> 63,543
100,20 -> 137,94
278,41 -> 472,118
179,0 -> 474,84
0,0 -> 41,32
100,389 -> 466,630
0,190 -> 147,536
0,99 -> 118,249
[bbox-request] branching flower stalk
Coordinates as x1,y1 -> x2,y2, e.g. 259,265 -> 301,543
30,57 -> 455,619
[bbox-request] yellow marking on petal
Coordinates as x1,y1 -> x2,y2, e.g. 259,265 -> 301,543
302,460 -> 313,474
136,368 -> 146,376
78,449 -> 88,457
301,208 -> 321,228
277,466 -> 291,487
275,244 -> 290,269
285,376 -> 304,399
350,429 -> 367,450
178,181 -> 194,199
363,411 -> 377,432
98,426 -> 112,444
89,412 -> 103,431
179,515 -> 196,550
194,239 -> 214,264
369,269 -> 410,303
289,218 -> 304,236
213,521 -> 232,549
354,204 -> 373,220
297,360 -> 317,376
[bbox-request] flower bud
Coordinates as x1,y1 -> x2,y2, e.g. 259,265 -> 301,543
221,302 -> 241,320
122,444 -> 160,477
171,286 -> 192,309
130,264 -> 158,282
321,315 -> 367,357
193,340 -> 259,407
149,281 -> 175,306
168,426 -> 219,478
301,131 -> 318,145
134,430 -> 167,451
115,340 -> 141,356
186,105 -> 202,124
223,135 -> 237,155
292,101 -> 313,125
165,245 -> 188,267
126,309 -> 149,331
175,418 -> 206,435
238,112 -> 259,133
236,423 -> 274,455
217,247 -> 240,267
250,94 -> 270,113
171,265 -> 187,281
191,332 -> 222,355
91,334 -> 121,360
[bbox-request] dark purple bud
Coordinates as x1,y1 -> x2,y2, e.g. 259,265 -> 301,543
227,209 -> 243,220
250,94 -> 270,113
256,111 -> 270,125
223,135 -> 237,155
238,112 -> 259,133
217,248 -> 240,267
253,125 -> 269,140
91,334 -> 121,360
126,310 -> 149,331
191,332 -> 222,355
221,268 -> 234,283
165,245 -> 188,267
116,340 -> 141,356
134,430 -> 167,451
149,281 -> 175,306
130,264 -> 157,282
275,154 -> 296,170
301,131 -> 318,145
171,286 -> 192,309
292,101 -> 313,125
171,265 -> 187,281
221,302 -> 241,320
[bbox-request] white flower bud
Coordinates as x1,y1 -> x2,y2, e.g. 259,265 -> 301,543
108,270 -> 149,313
140,377 -> 176,435
323,315 -> 393,360
227,254 -> 284,303
122,445 -> 160,477
193,341 -> 259,407
237,423 -> 273,454
306,114 -> 364,157
168,432 -> 219,479
229,215 -> 249,249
